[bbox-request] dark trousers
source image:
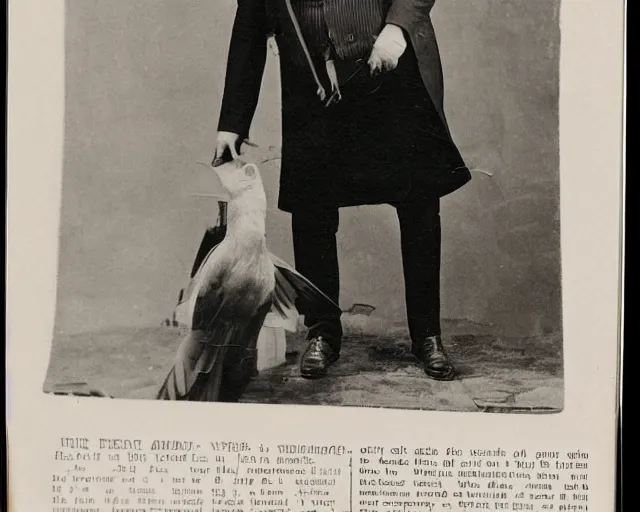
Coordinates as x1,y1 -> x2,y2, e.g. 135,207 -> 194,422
292,196 -> 441,350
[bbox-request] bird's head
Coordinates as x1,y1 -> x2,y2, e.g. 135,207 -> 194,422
213,160 -> 266,201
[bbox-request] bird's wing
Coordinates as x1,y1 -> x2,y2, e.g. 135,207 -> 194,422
174,241 -> 226,329
157,245 -> 270,402
269,252 -> 342,326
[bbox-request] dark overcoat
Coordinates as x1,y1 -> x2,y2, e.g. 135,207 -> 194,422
218,0 -> 471,213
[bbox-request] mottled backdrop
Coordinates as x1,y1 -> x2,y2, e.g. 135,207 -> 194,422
52,0 -> 561,341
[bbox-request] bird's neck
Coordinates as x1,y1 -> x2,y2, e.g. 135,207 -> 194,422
225,192 -> 268,250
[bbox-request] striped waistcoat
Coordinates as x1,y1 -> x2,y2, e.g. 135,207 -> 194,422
287,0 -> 390,62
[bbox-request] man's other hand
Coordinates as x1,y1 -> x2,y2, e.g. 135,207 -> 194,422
368,24 -> 407,74
213,131 -> 241,166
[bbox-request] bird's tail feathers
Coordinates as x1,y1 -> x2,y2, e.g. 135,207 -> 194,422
156,322 -> 241,401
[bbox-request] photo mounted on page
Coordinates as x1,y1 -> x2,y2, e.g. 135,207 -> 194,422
42,0 -> 564,414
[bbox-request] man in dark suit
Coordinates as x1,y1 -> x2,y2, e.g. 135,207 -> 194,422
214,0 -> 472,381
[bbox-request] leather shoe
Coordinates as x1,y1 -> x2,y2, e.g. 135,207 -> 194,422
411,335 -> 456,381
300,336 -> 340,379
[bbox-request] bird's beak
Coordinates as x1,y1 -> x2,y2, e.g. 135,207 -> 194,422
195,161 -> 232,199
210,165 -> 222,179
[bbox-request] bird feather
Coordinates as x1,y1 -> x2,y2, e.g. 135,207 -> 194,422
270,252 -> 342,323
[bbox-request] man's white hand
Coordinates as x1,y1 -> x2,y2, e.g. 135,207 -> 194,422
368,24 -> 407,73
213,131 -> 241,165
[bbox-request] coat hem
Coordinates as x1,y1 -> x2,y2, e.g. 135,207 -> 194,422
277,165 -> 473,214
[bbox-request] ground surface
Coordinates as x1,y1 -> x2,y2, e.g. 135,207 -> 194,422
44,316 -> 563,413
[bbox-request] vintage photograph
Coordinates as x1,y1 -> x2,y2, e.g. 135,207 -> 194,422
43,0 -> 563,413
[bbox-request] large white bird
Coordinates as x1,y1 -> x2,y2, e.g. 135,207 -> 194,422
157,159 -> 340,402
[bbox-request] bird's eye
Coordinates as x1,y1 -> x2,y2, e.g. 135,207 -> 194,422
242,164 -> 257,179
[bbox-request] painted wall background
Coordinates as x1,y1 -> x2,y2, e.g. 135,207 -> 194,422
52,0 -> 561,340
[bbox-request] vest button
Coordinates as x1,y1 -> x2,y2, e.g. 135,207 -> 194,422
347,34 -> 355,42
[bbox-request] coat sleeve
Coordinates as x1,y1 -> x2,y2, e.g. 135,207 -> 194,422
217,0 -> 268,139
385,0 -> 436,34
